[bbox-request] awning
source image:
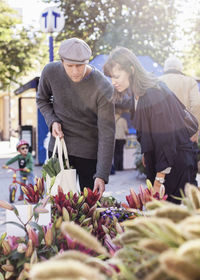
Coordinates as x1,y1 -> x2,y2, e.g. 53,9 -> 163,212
14,77 -> 40,95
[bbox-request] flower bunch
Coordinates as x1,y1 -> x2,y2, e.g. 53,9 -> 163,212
21,178 -> 45,203
100,196 -> 121,208
122,180 -> 168,210
100,207 -> 135,223
51,187 -> 119,243
51,187 -> 99,222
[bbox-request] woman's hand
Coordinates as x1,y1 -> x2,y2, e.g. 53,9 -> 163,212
153,180 -> 162,194
153,172 -> 165,194
190,132 -> 199,143
142,154 -> 146,167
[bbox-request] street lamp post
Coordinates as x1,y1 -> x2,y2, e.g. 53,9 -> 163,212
40,6 -> 65,62
36,7 -> 65,164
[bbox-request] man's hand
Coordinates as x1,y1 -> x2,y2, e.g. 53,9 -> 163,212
52,122 -> 64,138
93,178 -> 105,198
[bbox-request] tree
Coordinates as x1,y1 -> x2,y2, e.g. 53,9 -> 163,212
181,3 -> 200,77
44,0 -> 178,64
0,1 -> 48,91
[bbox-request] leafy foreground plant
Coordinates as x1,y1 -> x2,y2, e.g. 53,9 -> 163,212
29,220 -> 127,280
111,183 -> 200,280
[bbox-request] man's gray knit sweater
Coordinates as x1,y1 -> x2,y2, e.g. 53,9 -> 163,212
37,61 -> 115,183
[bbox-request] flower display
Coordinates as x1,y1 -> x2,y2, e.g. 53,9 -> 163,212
122,180 -> 168,210
21,178 -> 45,204
1,180 -> 198,280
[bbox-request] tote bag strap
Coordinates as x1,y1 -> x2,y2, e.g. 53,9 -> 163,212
61,138 -> 70,169
55,136 -> 65,171
52,136 -> 59,157
51,136 -> 70,170
51,136 -> 64,171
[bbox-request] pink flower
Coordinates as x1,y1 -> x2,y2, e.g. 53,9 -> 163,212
34,206 -> 49,214
0,200 -> 14,210
41,195 -> 50,207
26,225 -> 39,247
7,236 -> 20,250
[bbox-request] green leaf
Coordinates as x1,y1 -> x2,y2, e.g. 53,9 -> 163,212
0,232 -> 7,244
1,221 -> 26,232
0,272 -> 4,280
97,201 -> 101,207
29,221 -> 43,232
16,258 -> 27,268
13,205 -> 19,216
51,245 -> 58,253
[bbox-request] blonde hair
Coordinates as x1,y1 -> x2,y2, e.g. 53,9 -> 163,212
103,47 -> 159,101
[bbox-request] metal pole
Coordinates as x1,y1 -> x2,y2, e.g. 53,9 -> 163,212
49,34 -> 54,62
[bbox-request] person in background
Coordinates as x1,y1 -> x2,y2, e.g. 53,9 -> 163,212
37,38 -> 115,197
160,56 -> 200,184
160,55 -> 200,142
114,107 -> 129,171
103,47 -> 198,203
2,139 -> 34,201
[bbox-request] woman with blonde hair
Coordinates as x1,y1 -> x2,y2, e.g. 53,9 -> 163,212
104,47 -> 198,203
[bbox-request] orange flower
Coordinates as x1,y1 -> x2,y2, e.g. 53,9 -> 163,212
25,239 -> 34,258
44,224 -> 53,247
2,240 -> 11,255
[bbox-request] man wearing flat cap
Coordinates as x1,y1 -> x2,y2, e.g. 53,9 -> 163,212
37,38 -> 115,197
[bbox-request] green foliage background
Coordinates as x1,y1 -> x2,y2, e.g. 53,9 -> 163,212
0,0 -> 48,91
0,0 -> 199,90
44,0 -> 177,64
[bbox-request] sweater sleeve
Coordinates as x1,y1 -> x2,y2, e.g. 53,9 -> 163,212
94,83 -> 115,183
26,153 -> 33,171
5,155 -> 20,166
37,65 -> 61,130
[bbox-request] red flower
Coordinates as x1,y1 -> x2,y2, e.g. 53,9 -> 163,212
53,188 -> 71,213
21,184 -> 40,204
85,188 -> 100,207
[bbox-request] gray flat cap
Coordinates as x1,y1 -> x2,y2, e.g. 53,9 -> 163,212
59,38 -> 92,64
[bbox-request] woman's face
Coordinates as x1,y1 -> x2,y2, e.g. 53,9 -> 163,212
110,64 -> 130,92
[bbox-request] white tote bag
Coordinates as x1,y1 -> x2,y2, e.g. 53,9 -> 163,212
47,136 -> 77,195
